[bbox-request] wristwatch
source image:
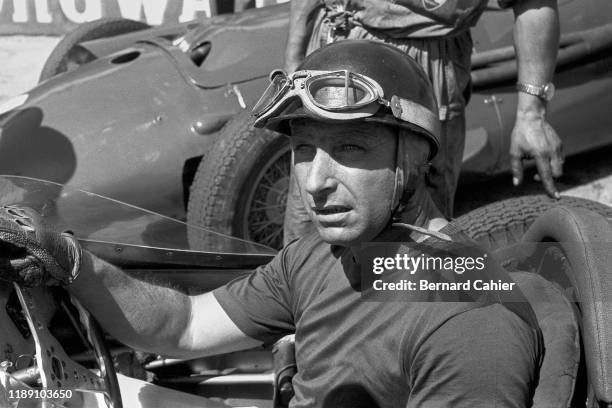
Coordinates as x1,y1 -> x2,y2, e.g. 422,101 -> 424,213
516,82 -> 555,102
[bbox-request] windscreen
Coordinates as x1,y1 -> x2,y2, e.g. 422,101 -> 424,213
0,175 -> 276,261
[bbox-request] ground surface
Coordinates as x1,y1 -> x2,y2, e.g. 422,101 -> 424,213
0,36 -> 59,100
0,35 -> 611,214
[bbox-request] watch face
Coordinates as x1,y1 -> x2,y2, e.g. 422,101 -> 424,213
543,83 -> 555,101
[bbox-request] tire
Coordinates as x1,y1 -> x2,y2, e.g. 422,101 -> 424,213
453,195 -> 612,251
187,110 -> 291,250
39,18 -> 149,82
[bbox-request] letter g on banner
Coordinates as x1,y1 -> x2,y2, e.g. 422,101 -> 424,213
372,257 -> 384,274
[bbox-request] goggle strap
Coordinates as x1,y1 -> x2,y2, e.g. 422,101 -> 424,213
391,222 -> 453,242
390,95 -> 440,138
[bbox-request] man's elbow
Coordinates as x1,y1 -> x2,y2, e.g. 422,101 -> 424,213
119,301 -> 193,356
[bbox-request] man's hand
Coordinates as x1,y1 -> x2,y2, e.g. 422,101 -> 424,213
510,113 -> 563,198
0,205 -> 81,286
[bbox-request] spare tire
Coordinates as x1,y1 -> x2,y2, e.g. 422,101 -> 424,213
39,18 -> 149,82
187,110 -> 290,250
454,195 -> 612,251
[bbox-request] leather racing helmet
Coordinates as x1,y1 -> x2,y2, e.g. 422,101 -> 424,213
252,40 -> 441,159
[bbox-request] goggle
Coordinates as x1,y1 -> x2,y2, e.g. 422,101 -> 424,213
252,69 -> 438,136
252,69 -> 384,125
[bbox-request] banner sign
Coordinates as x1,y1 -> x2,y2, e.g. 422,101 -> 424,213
0,0 -> 289,35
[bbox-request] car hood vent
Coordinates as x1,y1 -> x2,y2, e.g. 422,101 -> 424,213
189,42 -> 211,67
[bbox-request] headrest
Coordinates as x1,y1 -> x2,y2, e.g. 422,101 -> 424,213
513,206 -> 612,403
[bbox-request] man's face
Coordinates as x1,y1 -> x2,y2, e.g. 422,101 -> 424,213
290,120 -> 397,247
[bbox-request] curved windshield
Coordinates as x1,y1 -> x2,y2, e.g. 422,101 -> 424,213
0,175 -> 276,267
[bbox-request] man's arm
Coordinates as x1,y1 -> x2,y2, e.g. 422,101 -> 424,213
509,0 -> 562,198
69,251 -> 262,358
284,0 -> 322,73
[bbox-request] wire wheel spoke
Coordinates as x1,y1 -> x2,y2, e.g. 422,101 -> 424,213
245,147 -> 291,249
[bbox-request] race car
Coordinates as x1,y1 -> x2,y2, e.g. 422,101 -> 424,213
0,175 -> 611,408
0,1 -> 611,250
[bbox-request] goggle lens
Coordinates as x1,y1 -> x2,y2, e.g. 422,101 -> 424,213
307,72 -> 377,111
252,71 -> 289,116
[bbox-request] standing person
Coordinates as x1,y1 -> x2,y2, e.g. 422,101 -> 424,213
283,0 -> 563,245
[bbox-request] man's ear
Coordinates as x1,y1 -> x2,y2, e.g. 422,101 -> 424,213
395,130 -> 430,207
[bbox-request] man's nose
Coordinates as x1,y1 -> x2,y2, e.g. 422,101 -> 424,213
304,148 -> 337,198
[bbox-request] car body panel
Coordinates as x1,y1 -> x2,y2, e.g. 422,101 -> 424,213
0,42 -> 259,219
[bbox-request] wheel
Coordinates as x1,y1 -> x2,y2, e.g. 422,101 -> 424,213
39,18 -> 149,82
187,110 -> 291,250
453,195 -> 612,251
12,285 -> 122,407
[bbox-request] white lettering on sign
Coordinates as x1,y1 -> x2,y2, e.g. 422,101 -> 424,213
35,0 -> 53,23
117,0 -> 169,25
9,0 -> 52,23
59,0 -> 102,23
11,0 -> 28,22
0,0 -> 290,28
178,0 -> 213,22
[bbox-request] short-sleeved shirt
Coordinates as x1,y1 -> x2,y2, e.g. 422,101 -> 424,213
322,0 -> 518,38
213,225 -> 543,407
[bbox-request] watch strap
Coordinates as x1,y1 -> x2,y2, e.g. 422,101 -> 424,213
516,83 -> 545,97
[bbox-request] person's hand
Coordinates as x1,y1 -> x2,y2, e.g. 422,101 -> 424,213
0,205 -> 82,286
510,114 -> 563,198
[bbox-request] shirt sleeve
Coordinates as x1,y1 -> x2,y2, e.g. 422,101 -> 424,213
213,246 -> 296,345
406,304 -> 542,408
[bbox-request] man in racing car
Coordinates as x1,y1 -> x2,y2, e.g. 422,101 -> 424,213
0,41 -> 543,407
282,0 -> 563,245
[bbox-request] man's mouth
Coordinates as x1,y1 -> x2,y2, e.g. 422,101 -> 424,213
313,206 -> 351,215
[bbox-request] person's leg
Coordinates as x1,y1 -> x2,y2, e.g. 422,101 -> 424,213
426,113 -> 466,218
413,32 -> 470,219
